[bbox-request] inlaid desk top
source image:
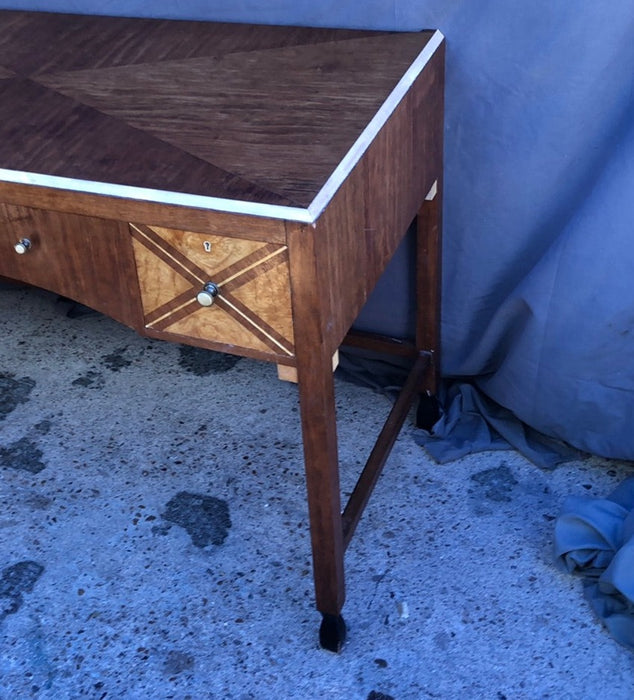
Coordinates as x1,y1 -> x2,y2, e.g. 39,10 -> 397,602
0,11 -> 441,223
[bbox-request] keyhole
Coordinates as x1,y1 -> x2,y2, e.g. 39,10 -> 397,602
203,241 -> 212,253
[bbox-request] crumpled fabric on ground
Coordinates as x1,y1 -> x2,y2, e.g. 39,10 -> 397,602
554,476 -> 634,651
413,382 -> 582,469
337,353 -> 582,469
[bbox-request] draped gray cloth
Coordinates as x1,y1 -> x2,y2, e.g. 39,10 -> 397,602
412,382 -> 583,470
355,1 -> 634,462
555,477 -> 634,651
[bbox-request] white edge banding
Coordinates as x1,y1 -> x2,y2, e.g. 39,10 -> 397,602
0,29 -> 443,228
306,29 -> 445,222
0,168 -> 314,223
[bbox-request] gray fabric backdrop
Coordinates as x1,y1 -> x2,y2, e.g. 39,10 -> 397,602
3,1 -> 634,460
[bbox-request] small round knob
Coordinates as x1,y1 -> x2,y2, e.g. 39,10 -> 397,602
14,238 -> 32,254
196,282 -> 219,307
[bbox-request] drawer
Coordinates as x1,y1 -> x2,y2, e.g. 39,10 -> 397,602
130,223 -> 295,362
0,203 -> 141,328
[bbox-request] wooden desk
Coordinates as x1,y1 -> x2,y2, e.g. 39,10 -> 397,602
0,11 -> 444,651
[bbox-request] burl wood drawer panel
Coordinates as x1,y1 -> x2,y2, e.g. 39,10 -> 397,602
0,203 -> 140,328
130,223 -> 295,363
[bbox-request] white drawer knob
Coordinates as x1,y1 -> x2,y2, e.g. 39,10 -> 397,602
196,282 -> 219,307
14,238 -> 32,254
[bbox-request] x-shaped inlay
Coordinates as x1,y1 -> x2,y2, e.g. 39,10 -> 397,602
130,223 -> 294,357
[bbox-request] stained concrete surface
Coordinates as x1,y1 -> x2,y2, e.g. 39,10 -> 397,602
0,286 -> 633,699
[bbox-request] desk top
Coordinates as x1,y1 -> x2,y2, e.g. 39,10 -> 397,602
0,11 -> 441,222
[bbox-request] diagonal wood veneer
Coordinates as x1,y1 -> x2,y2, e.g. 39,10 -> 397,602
130,223 -> 295,358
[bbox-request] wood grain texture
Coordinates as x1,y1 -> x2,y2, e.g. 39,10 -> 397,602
286,223 -> 346,616
0,10 -> 434,208
131,224 -> 294,360
0,181 -> 287,244
36,35 -> 433,206
417,185 -> 443,394
0,204 -> 141,328
287,44 -> 445,356
0,78 -> 291,206
0,11 -> 380,76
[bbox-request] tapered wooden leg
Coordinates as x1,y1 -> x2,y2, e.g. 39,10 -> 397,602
296,350 -> 347,651
416,179 -> 443,429
287,223 -> 347,651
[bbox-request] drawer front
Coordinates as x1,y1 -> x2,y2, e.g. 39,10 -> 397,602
130,223 -> 295,362
0,203 -> 141,328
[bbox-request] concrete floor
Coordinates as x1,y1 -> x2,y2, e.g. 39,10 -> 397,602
1,285 -> 633,699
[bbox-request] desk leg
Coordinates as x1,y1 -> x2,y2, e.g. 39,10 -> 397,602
288,224 -> 347,651
416,180 -> 443,429
296,351 -> 347,652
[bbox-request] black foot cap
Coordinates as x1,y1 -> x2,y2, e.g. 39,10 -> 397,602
319,613 -> 346,652
416,394 -> 440,431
